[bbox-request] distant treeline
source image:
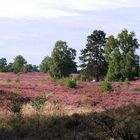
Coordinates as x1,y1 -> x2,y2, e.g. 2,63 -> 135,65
1,29 -> 139,81
0,56 -> 39,73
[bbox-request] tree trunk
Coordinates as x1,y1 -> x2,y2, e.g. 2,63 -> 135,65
96,75 -> 99,82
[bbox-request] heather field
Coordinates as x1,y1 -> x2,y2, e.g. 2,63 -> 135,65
0,72 -> 140,140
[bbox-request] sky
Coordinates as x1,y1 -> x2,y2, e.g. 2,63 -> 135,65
0,0 -> 140,65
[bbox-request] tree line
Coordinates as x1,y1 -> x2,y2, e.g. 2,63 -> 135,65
0,29 -> 139,82
0,56 -> 39,73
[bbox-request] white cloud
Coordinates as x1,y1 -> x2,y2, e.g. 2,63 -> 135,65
0,0 -> 140,18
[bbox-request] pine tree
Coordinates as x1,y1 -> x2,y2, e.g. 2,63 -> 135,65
79,30 -> 108,81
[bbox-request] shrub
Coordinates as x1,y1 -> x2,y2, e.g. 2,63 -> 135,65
119,79 -> 123,85
79,75 -> 87,82
119,78 -> 130,85
66,78 -> 77,88
100,80 -> 112,92
123,78 -> 130,85
57,77 -> 66,86
32,96 -> 49,110
11,101 -> 22,113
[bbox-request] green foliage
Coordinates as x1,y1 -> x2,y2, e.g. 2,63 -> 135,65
12,55 -> 27,74
11,101 -> 22,113
8,117 -> 22,127
119,79 -> 123,85
100,80 -> 112,92
119,78 -> 130,85
31,65 -> 39,72
22,64 -> 39,73
57,77 -> 77,88
123,78 -> 130,85
79,30 -> 108,81
79,75 -> 87,81
57,77 -> 66,86
22,64 -> 28,73
6,63 -> 13,72
0,58 -> 7,72
105,29 -> 139,81
66,78 -> 77,88
49,40 -> 77,79
32,96 -> 49,110
40,56 -> 51,73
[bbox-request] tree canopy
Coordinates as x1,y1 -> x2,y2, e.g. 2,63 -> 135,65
49,40 -> 77,79
12,55 -> 27,73
105,29 -> 139,81
0,58 -> 7,72
40,56 -> 51,73
79,30 -> 108,81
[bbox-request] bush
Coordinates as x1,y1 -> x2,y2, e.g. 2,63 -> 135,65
119,79 -> 123,85
123,78 -> 130,85
55,77 -> 77,88
66,78 -> 77,88
119,78 -> 130,85
11,101 -> 22,113
32,96 -> 49,110
79,75 -> 87,81
57,77 -> 66,86
100,80 -> 112,92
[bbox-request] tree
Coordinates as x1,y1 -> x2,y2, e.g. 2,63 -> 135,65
12,55 -> 27,73
79,30 -> 108,81
6,62 -> 13,72
49,40 -> 77,79
0,58 -> 7,72
40,56 -> 51,73
104,36 -> 122,80
23,64 -> 39,72
105,29 -> 139,81
32,65 -> 39,72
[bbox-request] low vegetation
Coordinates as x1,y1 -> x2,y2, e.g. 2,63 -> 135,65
56,77 -> 77,88
11,101 -> 22,114
65,78 -> 77,88
0,104 -> 139,140
4,78 -> 12,83
100,80 -> 112,92
31,96 -> 49,110
78,75 -> 87,82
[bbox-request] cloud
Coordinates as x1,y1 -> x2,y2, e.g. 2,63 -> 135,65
0,0 -> 140,18
0,0 -> 81,18
0,7 -> 140,65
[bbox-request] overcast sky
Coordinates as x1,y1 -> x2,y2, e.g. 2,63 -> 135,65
0,0 -> 140,65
